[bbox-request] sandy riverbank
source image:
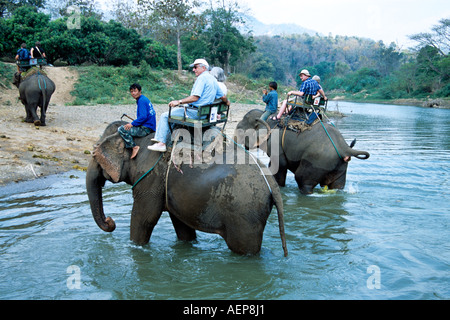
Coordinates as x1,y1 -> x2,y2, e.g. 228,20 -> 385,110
0,101 -> 257,186
0,66 -> 264,185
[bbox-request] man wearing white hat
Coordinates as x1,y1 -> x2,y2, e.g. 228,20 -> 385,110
148,58 -> 229,152
273,69 -> 322,120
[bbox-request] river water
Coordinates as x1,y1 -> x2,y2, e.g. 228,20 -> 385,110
0,102 -> 449,300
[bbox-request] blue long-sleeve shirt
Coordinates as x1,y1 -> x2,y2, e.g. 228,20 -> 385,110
262,90 -> 278,113
131,95 -> 156,131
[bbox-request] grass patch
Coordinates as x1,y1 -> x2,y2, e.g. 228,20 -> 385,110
70,63 -> 295,106
71,62 -> 194,105
0,61 -> 16,89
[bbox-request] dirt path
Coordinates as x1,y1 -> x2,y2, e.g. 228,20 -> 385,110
0,66 -> 258,185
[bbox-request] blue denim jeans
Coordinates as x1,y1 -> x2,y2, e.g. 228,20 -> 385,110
154,107 -> 200,144
118,125 -> 152,148
260,110 -> 275,121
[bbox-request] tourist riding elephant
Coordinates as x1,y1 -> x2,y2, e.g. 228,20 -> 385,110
86,121 -> 288,256
234,109 -> 370,194
13,71 -> 55,126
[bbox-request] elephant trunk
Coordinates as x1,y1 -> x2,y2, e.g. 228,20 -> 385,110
86,160 -> 116,232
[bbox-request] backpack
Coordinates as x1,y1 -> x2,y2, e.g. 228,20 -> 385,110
17,48 -> 29,60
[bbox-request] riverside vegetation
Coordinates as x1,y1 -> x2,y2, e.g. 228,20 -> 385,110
0,2 -> 448,106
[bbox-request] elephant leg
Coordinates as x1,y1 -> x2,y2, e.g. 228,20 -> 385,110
272,154 -> 288,187
38,105 -> 47,126
295,176 -> 316,194
325,168 -> 347,190
168,212 -> 197,241
41,107 -> 47,126
25,108 -> 33,123
22,103 -> 33,123
222,221 -> 264,255
295,162 -> 322,194
130,205 -> 163,245
27,103 -> 41,126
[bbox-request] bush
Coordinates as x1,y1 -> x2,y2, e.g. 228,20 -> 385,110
0,61 -> 16,88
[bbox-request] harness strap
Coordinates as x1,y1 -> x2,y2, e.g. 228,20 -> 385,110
281,125 -> 288,151
132,153 -> 163,189
222,132 -> 272,194
37,71 -> 47,90
314,110 -> 343,160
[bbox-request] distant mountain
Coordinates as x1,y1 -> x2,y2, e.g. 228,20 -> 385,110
243,15 -> 318,37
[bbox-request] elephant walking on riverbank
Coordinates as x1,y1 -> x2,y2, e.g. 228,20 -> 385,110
86,121 -> 288,256
13,70 -> 55,126
234,109 -> 370,194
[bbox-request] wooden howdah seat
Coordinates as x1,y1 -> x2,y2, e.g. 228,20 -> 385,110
285,94 -> 328,124
168,102 -> 230,131
167,102 -> 230,151
286,94 -> 327,110
17,57 -> 47,72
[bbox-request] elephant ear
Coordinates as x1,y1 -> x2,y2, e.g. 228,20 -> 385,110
12,72 -> 21,88
254,118 -> 271,147
93,133 -> 126,183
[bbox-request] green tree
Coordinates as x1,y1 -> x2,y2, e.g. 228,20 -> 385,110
202,2 -> 255,73
138,0 -> 201,75
0,6 -> 49,58
409,18 -> 450,96
409,18 -> 450,57
246,52 -> 275,79
0,0 -> 45,18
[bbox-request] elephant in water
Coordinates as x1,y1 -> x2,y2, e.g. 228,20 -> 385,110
234,109 -> 370,194
13,70 -> 55,126
86,121 -> 288,256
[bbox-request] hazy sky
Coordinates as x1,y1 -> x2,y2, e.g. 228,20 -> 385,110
241,0 -> 450,48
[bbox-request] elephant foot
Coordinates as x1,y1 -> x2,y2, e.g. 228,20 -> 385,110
34,120 -> 42,126
299,185 -> 315,195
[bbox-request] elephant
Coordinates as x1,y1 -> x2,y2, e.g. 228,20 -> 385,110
234,109 -> 370,194
13,70 -> 55,126
86,121 -> 288,256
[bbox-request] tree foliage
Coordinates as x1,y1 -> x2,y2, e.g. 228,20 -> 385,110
0,5 -> 178,68
0,0 -> 45,18
197,1 -> 255,73
1,1 -> 448,100
137,0 -> 201,74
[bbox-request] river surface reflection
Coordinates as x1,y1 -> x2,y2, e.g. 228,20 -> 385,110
0,102 -> 449,299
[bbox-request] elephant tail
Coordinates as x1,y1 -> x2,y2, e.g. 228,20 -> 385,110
344,140 -> 370,161
38,74 -> 47,109
349,149 -> 370,160
266,174 -> 288,257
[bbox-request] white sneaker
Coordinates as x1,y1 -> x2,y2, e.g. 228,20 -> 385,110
148,144 -> 167,152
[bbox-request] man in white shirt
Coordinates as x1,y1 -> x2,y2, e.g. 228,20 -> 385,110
148,59 -> 229,152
